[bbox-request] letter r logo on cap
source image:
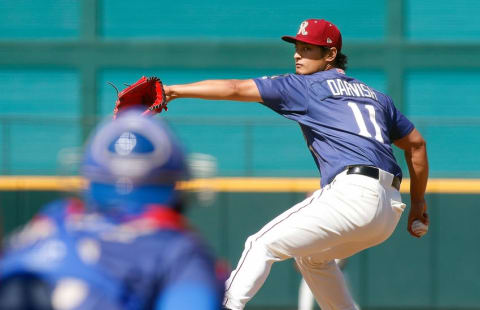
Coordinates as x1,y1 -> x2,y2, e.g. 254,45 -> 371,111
297,21 -> 309,35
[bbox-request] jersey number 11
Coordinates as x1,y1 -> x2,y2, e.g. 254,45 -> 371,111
347,101 -> 384,143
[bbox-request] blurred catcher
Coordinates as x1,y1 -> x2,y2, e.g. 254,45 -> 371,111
0,111 -> 224,310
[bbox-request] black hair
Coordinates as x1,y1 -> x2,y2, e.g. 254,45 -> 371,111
320,47 -> 348,71
334,52 -> 348,71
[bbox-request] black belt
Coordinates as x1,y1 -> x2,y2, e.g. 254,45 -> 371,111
346,165 -> 401,191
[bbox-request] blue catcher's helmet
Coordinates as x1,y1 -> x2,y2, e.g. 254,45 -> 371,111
82,111 -> 188,215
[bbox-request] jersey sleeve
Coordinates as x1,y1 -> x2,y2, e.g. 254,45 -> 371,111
253,74 -> 308,115
387,96 -> 415,141
155,236 -> 222,310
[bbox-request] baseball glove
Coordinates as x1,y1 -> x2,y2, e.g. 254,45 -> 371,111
112,76 -> 167,119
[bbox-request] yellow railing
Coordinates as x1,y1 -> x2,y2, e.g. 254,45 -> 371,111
1,176 -> 480,194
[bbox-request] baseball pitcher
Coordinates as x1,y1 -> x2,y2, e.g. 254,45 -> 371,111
121,18 -> 429,310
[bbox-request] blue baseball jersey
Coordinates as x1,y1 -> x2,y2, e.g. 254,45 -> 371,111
254,69 -> 414,187
0,199 -> 223,310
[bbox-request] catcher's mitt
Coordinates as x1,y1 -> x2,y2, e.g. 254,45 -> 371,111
112,76 -> 167,119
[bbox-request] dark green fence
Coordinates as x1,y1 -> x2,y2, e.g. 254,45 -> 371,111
1,190 -> 479,310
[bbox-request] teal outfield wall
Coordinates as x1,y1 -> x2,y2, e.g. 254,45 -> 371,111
1,0 -> 480,178
1,190 -> 479,310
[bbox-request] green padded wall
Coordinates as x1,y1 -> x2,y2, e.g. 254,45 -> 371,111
406,0 -> 480,41
0,0 -> 79,39
0,70 -> 81,174
1,0 -> 480,178
406,71 -> 480,177
0,70 -> 79,116
101,0 -> 385,40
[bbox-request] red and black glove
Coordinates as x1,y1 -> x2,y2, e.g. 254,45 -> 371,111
112,76 -> 167,119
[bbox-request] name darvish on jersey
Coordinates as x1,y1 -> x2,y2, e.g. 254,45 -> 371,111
326,78 -> 378,100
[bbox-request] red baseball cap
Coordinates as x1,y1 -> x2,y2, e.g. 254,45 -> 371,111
282,19 -> 342,52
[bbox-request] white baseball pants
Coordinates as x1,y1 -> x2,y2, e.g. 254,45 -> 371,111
223,168 -> 405,310
298,259 -> 360,310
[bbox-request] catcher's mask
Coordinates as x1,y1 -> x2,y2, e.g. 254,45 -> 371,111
82,110 -> 189,215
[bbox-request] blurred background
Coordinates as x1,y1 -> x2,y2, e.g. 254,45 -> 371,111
1,0 -> 480,309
